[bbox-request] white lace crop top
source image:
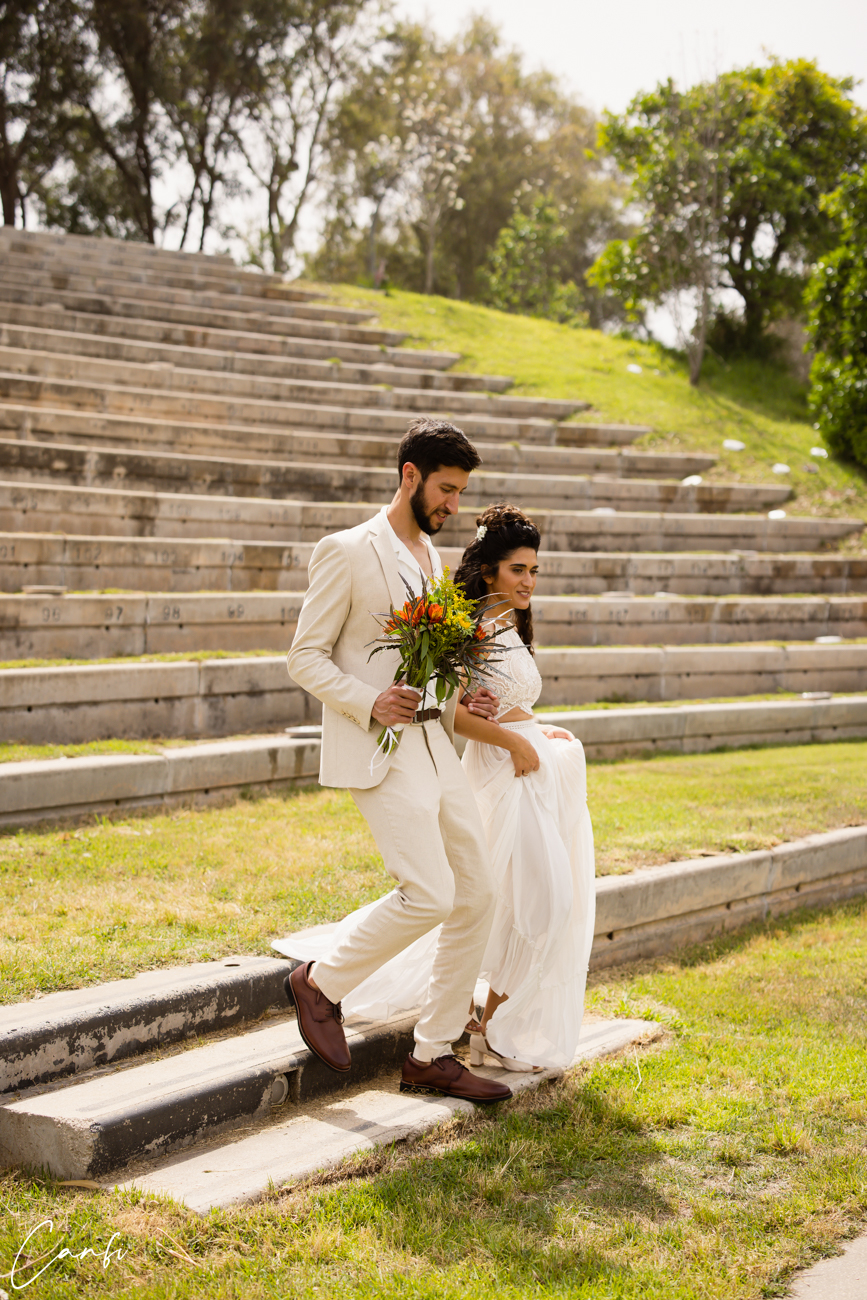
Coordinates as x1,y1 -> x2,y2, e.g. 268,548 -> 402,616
484,624 -> 542,719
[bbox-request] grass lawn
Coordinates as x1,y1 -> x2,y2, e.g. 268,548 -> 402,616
307,281 -> 867,541
1,740 -> 864,1003
3,901 -> 867,1298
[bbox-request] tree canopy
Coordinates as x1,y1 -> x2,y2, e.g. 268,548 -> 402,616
805,172 -> 867,470
592,59 -> 867,371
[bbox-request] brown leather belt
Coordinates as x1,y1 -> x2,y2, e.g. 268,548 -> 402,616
412,707 -> 442,724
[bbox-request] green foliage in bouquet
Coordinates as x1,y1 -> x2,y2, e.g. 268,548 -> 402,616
367,569 -> 514,758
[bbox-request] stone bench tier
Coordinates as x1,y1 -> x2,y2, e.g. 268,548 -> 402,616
0,259 -> 373,325
0,322 -> 512,395
0,438 -> 787,515
0,479 -> 856,552
0,243 -> 325,303
3,643 -> 867,743
0,345 -> 583,422
0,409 -> 661,473
5,533 -> 864,596
2,589 -> 866,659
0,281 -> 407,347
0,301 -> 461,370
4,702 -> 867,828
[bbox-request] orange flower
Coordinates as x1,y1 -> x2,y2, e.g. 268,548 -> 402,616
474,625 -> 486,641
427,604 -> 444,622
411,603 -> 425,626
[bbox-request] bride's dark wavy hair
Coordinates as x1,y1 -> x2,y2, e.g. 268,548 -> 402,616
454,502 -> 541,653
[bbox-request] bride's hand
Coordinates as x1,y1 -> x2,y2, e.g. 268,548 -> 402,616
540,725 -> 574,741
509,735 -> 540,778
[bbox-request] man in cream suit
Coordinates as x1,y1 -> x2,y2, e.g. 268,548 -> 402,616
286,418 -> 511,1104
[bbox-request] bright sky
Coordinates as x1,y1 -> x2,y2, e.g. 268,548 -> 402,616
394,0 -> 867,115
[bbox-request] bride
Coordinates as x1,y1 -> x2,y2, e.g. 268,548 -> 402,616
274,502 -> 595,1072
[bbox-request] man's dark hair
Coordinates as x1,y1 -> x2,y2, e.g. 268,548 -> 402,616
397,417 -> 481,483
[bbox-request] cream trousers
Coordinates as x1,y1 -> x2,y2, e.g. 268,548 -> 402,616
312,721 -> 495,1061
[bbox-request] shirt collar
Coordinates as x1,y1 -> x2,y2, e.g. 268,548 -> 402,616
379,507 -> 441,577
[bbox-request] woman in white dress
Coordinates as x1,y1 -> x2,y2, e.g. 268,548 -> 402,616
451,502 -> 596,1071
274,502 -> 595,1073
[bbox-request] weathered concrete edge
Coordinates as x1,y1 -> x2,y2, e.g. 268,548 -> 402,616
0,1012 -> 419,1180
0,956 -> 296,1095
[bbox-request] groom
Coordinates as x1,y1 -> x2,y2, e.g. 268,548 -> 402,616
286,417 -> 511,1104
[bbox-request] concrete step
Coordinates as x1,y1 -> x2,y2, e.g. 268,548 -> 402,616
0,259 -> 374,326
0,242 -> 323,304
540,694 -> 867,759
114,1019 -> 659,1213
0,370 -> 568,444
0,345 -> 583,422
3,643 -> 867,744
4,697 -> 867,827
0,322 -> 513,394
8,534 -> 863,598
0,227 -> 233,275
0,1003 -> 419,1179
2,589 -> 865,659
0,301 -> 462,371
556,422 -> 652,447
0,733 -> 321,828
0,438 -> 788,515
0,405 -> 675,470
0,478 -> 855,552
0,279 -> 407,347
1,955 -> 295,1093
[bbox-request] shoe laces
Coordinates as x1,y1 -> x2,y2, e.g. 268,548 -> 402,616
332,1000 -> 344,1025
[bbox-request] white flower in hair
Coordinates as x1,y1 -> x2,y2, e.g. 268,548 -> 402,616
475,524 -> 487,541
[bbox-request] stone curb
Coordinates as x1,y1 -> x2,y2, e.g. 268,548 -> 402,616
592,825 -> 867,968
0,735 -> 321,827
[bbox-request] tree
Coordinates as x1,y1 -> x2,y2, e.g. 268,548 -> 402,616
482,193 -> 585,323
0,0 -> 89,226
594,59 -> 867,359
805,173 -> 867,469
310,17 -> 625,310
589,78 -> 729,383
237,0 -> 373,274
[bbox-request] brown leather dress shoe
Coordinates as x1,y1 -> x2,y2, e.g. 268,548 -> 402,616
285,963 -> 351,1073
400,1053 -> 512,1104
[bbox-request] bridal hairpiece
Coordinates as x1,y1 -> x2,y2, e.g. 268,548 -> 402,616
475,524 -> 487,541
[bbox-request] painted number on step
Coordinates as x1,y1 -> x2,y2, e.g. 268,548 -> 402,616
227,604 -> 244,619
0,544 -> 14,559
41,606 -> 61,622
163,605 -> 181,620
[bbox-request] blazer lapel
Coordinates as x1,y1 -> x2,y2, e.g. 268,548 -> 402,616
368,512 -> 410,612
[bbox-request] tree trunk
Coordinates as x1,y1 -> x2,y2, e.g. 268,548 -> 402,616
0,176 -> 18,225
368,196 -> 383,282
424,219 -> 436,295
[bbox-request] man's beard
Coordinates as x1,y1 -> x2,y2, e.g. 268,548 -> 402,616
410,480 -> 443,534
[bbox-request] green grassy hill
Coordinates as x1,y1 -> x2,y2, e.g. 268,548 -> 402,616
306,282 -> 867,546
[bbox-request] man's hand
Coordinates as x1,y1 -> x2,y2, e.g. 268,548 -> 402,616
462,686 -> 500,720
372,684 -> 422,727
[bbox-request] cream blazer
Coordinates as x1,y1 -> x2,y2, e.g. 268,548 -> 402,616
286,511 -> 457,790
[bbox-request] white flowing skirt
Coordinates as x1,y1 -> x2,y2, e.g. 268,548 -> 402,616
274,721 -> 595,1069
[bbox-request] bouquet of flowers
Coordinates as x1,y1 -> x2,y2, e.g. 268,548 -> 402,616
367,569 -> 513,760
